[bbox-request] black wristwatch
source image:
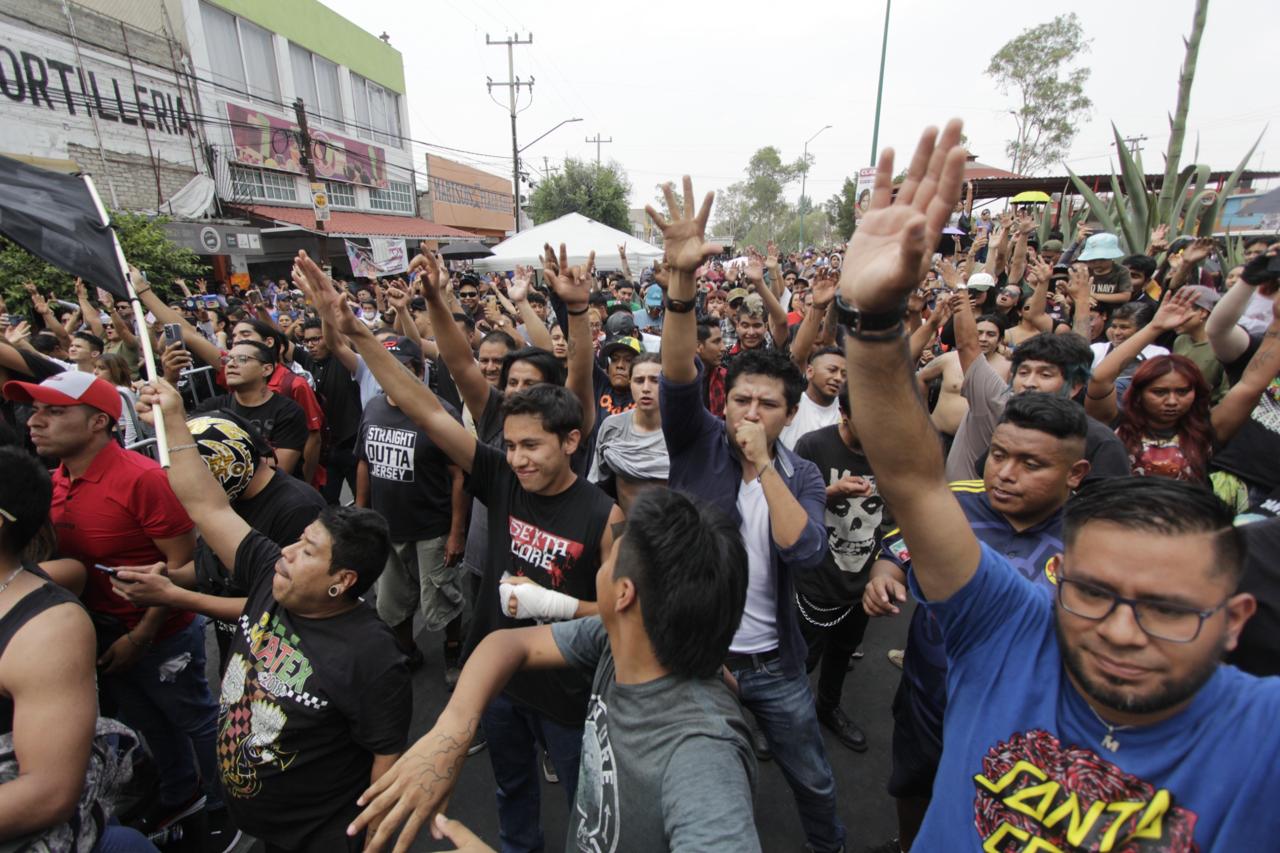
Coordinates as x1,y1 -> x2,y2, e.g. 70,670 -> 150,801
664,295 -> 697,314
834,294 -> 906,341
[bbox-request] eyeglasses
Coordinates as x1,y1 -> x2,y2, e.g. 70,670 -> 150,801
1056,576 -> 1229,643
303,337 -> 323,345
222,354 -> 264,366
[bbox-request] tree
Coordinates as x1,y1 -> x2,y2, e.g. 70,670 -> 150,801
986,13 -> 1093,176
710,181 -> 750,241
743,146 -> 806,237
527,158 -> 632,232
0,212 -> 206,309
826,178 -> 857,240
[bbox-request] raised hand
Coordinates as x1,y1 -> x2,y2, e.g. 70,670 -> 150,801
1027,257 -> 1054,287
617,243 -> 628,260
766,240 -> 780,271
744,254 -> 765,286
292,250 -> 366,338
645,176 -> 722,273
508,265 -> 533,302
541,244 -> 594,310
1066,263 -> 1092,303
419,252 -> 450,301
134,377 -> 185,425
1149,224 -> 1170,253
811,270 -> 839,310
4,319 -> 31,346
1182,236 -> 1216,265
387,283 -> 411,313
1151,287 -> 1200,332
838,120 -> 967,313
937,258 -> 961,290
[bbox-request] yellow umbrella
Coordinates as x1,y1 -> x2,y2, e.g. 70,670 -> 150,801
1011,190 -> 1052,204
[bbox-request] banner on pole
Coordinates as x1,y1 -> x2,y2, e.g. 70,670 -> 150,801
345,238 -> 407,278
854,167 -> 877,223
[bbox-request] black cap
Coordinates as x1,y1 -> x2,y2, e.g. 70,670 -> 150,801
384,336 -> 423,363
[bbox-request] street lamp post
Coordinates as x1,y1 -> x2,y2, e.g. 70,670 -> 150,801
513,117 -> 583,231
870,0 -> 892,166
799,124 -> 832,251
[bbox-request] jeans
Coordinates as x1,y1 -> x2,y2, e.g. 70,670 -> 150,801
481,692 -> 584,853
731,654 -> 846,852
320,441 -> 357,504
99,617 -> 221,809
91,822 -> 158,853
799,601 -> 871,714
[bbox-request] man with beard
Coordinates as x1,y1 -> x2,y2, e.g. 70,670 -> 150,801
844,118 -> 1278,852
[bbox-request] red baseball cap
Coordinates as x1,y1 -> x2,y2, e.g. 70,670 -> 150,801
3,370 -> 123,420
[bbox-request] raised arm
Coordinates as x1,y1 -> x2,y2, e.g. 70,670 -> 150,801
132,379 -> 251,570
839,119 -> 981,603
419,255 -> 491,423
1021,258 -> 1056,334
508,266 -> 553,351
24,283 -> 70,349
542,244 -> 598,437
1206,263 -> 1262,365
75,279 -> 104,339
764,241 -> 785,299
1084,290 -> 1195,424
646,178 -> 723,385
910,295 -> 953,365
1066,264 -> 1094,340
617,243 -> 633,281
1210,298 -> 1280,444
349,624 -> 567,852
1007,211 -> 1034,286
791,271 -> 837,367
954,281 -> 982,374
294,251 -> 478,473
129,269 -> 222,369
744,253 -> 791,351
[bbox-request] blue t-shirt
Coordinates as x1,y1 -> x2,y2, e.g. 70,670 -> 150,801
881,481 -> 1063,744
911,540 -> 1280,851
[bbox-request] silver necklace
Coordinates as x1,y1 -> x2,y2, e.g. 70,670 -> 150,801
1084,702 -> 1135,753
0,565 -> 23,595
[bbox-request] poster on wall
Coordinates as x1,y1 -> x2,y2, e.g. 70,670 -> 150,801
226,103 -> 388,188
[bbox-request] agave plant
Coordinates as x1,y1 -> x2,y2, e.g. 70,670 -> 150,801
1037,188 -> 1088,246
1063,0 -> 1262,253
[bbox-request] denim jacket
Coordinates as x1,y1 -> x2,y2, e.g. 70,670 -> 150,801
660,369 -> 829,677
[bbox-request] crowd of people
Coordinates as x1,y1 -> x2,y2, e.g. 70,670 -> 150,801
0,115 -> 1279,853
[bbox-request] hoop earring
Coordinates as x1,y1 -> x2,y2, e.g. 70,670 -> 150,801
328,584 -> 342,598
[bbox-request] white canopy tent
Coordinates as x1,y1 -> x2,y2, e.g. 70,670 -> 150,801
470,212 -> 663,273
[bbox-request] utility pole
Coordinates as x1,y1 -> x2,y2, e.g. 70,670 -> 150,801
1111,134 -> 1148,157
486,33 -> 534,232
869,0 -> 892,167
293,97 -> 327,269
585,133 -> 612,166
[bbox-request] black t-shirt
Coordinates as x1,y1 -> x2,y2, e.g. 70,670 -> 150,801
1227,518 -> 1280,678
194,469 -> 326,598
464,441 -> 615,725
356,396 -> 457,541
1212,333 -> 1280,492
311,355 -> 362,446
197,393 -> 309,462
793,426 -> 890,605
429,358 -> 465,414
219,531 -> 411,848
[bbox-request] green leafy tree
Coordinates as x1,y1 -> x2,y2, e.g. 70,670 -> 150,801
710,181 -> 750,241
1,212 -> 206,309
743,146 -> 806,237
987,13 -> 1093,176
527,158 -> 632,232
826,178 -> 858,240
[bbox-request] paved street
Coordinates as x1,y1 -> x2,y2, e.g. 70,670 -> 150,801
218,599 -> 911,852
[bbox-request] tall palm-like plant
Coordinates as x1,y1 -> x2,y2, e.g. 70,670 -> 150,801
1065,0 -> 1260,252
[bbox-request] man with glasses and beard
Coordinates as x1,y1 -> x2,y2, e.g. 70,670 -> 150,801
843,117 -> 1279,852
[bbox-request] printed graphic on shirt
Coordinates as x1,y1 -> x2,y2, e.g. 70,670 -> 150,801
825,468 -> 883,574
972,729 -> 1199,852
575,695 -> 620,853
364,425 -> 417,482
217,611 -> 324,799
509,516 -> 585,588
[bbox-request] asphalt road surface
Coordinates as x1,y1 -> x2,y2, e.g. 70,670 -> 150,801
218,600 -> 913,853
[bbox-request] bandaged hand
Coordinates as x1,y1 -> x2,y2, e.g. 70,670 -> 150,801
499,575 -> 579,622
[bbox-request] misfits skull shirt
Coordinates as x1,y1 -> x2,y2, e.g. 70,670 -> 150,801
909,541 -> 1280,852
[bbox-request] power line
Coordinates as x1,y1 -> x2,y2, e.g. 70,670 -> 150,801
485,32 -> 533,232
585,133 -> 612,166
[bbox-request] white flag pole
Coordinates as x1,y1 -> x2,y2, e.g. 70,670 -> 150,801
81,175 -> 170,468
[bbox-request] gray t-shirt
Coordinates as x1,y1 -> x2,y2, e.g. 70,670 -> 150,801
945,355 -> 1131,483
589,410 -> 670,483
551,617 -> 760,853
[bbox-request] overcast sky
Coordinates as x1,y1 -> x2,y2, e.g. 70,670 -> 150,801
325,0 -> 1278,210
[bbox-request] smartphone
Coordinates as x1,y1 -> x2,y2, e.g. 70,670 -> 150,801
163,323 -> 185,350
93,563 -> 120,576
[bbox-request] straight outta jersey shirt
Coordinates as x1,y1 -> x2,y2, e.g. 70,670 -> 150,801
465,441 -> 615,725
356,396 -> 457,542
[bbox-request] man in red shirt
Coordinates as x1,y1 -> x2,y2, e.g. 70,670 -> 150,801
2,371 -> 220,836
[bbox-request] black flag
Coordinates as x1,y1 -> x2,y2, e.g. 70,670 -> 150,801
0,154 -> 129,299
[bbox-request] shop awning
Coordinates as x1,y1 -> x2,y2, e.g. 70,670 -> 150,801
233,204 -> 476,240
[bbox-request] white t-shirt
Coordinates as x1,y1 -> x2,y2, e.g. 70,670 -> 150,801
1240,290 -> 1277,337
730,477 -> 778,654
778,391 -> 841,449
1089,341 -> 1169,369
